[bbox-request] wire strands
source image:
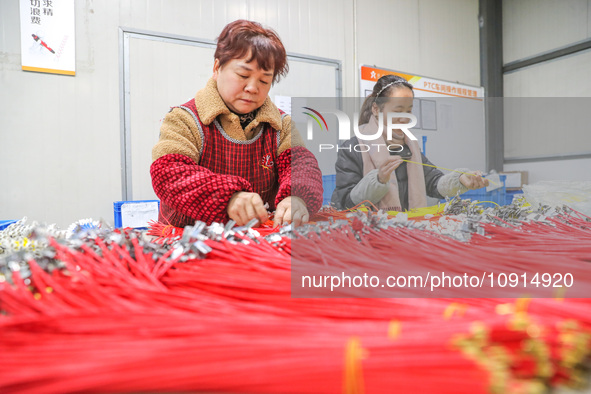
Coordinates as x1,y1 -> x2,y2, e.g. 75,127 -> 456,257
0,207 -> 591,393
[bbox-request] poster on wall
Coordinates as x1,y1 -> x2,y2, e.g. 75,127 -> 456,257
360,65 -> 484,99
19,0 -> 76,76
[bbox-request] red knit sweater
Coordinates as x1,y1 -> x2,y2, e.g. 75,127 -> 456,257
151,99 -> 322,226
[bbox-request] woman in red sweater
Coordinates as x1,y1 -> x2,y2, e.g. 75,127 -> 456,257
151,20 -> 323,228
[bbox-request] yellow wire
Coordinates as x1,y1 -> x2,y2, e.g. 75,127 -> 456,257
473,200 -> 500,207
401,159 -> 500,186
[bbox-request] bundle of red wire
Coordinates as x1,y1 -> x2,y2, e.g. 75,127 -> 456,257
1,208 -> 590,393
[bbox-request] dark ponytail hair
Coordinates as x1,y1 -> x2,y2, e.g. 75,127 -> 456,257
358,74 -> 414,125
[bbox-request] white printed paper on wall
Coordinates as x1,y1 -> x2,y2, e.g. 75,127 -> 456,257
20,0 -> 76,76
274,95 -> 292,115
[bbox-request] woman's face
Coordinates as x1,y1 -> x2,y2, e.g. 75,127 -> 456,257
372,86 -> 414,140
213,53 -> 274,114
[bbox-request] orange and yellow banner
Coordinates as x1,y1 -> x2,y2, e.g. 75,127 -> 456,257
360,65 -> 483,100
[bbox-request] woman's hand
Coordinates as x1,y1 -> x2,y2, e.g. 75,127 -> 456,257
459,171 -> 490,190
377,156 -> 403,184
273,196 -> 309,228
227,192 -> 269,226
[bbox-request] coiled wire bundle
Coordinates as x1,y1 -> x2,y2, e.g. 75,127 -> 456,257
0,201 -> 590,393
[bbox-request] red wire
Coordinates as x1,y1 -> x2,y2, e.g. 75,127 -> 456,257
1,211 -> 591,393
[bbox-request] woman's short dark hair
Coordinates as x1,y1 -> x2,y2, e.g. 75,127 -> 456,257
215,20 -> 288,84
358,74 -> 414,125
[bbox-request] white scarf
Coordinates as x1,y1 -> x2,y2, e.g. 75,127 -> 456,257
358,119 -> 427,211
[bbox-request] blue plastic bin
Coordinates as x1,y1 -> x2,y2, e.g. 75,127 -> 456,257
505,189 -> 524,205
113,200 -> 160,228
322,174 -> 336,206
0,220 -> 18,231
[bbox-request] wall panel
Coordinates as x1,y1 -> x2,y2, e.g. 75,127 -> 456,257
502,0 -> 591,182
503,0 -> 590,64
356,0 -> 480,87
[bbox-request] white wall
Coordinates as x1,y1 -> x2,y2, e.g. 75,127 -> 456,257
503,0 -> 591,64
0,0 -> 481,228
356,0 -> 481,87
502,0 -> 591,183
505,158 -> 591,184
